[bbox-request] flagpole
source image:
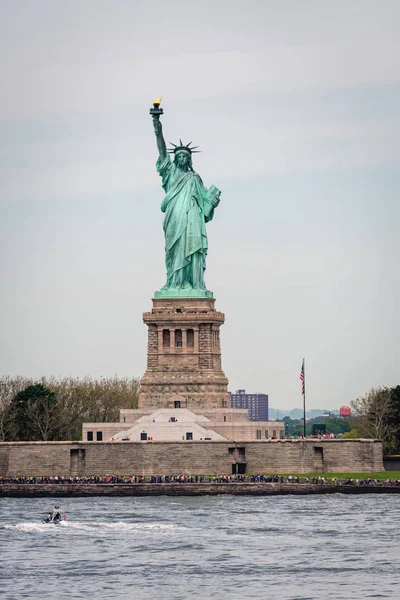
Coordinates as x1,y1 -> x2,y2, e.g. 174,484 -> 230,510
303,358 -> 306,438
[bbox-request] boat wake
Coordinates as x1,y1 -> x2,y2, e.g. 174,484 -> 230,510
3,521 -> 177,533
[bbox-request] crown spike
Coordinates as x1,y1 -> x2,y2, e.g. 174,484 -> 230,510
167,139 -> 201,155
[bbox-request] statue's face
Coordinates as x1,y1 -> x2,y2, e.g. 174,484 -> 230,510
176,152 -> 190,168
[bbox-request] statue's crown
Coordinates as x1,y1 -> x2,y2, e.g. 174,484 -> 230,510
168,139 -> 200,155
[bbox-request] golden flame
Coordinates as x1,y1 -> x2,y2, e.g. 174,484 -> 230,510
153,97 -> 162,107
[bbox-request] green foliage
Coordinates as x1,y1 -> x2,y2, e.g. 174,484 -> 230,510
283,417 -> 303,436
283,415 -> 351,437
350,385 -> 400,454
11,383 -> 57,441
391,385 -> 400,451
0,376 -> 140,442
341,428 -> 362,439
311,416 -> 351,435
13,383 -> 55,409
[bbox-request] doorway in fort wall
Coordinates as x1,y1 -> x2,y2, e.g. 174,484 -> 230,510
229,446 -> 246,474
70,448 -> 86,476
314,446 -> 324,471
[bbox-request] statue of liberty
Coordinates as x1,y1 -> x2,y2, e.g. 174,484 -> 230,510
150,99 -> 221,298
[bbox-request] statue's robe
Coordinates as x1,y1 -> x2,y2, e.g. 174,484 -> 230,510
157,155 -> 219,290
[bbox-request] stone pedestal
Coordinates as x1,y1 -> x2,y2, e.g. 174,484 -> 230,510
138,297 -> 230,410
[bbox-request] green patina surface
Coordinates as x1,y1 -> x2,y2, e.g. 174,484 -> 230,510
151,102 -> 221,297
154,289 -> 213,299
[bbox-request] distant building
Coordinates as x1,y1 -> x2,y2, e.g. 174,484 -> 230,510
320,411 -> 333,418
340,406 -> 352,417
229,389 -> 269,421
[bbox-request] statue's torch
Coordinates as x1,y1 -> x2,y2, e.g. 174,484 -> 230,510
150,97 -> 163,117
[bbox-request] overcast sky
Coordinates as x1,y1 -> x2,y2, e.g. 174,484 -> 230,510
1,0 -> 399,410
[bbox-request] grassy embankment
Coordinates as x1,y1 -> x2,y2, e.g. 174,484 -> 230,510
281,472 -> 400,481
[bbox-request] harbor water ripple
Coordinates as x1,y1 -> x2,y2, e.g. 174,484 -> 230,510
1,494 -> 399,599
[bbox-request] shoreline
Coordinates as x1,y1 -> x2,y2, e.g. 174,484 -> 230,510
1,482 -> 400,497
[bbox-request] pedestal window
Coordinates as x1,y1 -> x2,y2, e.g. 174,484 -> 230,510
163,329 -> 170,348
187,328 -> 194,349
175,329 -> 182,348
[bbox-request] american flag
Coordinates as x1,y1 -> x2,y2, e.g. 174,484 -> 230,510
299,359 -> 305,395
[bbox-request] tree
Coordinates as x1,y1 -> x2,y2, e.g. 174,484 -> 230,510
390,385 -> 400,451
350,386 -> 399,454
283,415 -> 350,437
11,383 -> 59,441
309,416 -> 351,435
342,429 -> 362,439
1,375 -> 141,441
48,376 -> 140,439
0,397 -> 14,442
283,417 -> 303,436
0,376 -> 32,441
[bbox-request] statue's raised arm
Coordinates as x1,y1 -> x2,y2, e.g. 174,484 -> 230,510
150,98 -> 167,160
149,98 -> 221,298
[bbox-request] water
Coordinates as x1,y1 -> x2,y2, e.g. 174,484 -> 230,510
1,494 -> 399,599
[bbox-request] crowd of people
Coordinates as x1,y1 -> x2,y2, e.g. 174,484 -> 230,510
0,474 -> 399,486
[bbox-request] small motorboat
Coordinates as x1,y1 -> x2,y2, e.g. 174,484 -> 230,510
42,514 -> 63,524
42,506 -> 66,524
